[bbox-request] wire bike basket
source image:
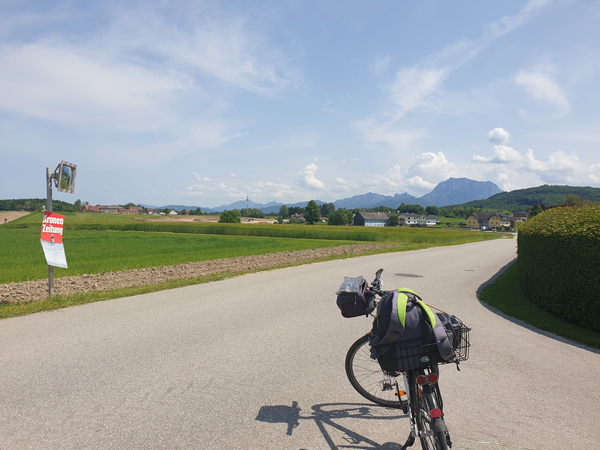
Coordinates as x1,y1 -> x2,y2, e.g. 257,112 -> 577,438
375,317 -> 471,373
448,318 -> 471,363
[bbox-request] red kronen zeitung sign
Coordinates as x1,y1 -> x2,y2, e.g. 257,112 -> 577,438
41,212 -> 65,244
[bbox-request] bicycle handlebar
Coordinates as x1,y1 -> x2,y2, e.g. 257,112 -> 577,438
366,268 -> 385,298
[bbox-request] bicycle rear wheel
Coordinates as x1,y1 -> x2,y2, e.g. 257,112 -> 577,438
409,370 -> 449,450
345,334 -> 404,408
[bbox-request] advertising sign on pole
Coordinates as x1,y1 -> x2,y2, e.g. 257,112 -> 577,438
40,211 -> 68,269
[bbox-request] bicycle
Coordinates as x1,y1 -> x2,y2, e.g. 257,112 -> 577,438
341,269 -> 470,450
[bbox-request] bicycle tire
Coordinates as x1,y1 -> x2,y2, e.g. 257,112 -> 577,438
409,370 -> 449,450
345,334 -> 404,408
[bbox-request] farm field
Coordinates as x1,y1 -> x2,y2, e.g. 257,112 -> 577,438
0,228 -> 364,284
1,211 -> 503,285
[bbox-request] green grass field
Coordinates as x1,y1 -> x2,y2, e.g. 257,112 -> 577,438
0,228 -> 363,283
1,212 -> 503,284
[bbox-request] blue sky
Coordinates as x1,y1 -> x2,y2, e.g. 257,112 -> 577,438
1,0 -> 599,208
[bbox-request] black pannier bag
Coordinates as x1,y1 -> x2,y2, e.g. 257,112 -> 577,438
369,289 -> 470,373
436,312 -> 470,361
369,289 -> 436,373
336,276 -> 374,318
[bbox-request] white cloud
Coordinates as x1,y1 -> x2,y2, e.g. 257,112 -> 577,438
192,173 -> 211,182
406,176 -> 436,191
515,68 -> 570,115
524,149 -> 600,184
0,43 -> 189,130
524,149 -> 549,171
85,120 -> 245,168
252,180 -> 294,199
487,128 -> 511,144
298,163 -> 325,189
0,4 -> 298,171
472,140 -> 600,188
390,68 -> 447,117
473,145 -> 523,164
412,152 -> 457,180
353,119 -> 427,150
356,0 -> 554,150
369,165 -> 404,190
527,149 -> 584,172
106,8 -> 300,96
333,177 -> 359,193
371,55 -> 392,76
484,0 -> 555,39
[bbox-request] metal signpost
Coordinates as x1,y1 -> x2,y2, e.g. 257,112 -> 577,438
43,161 -> 77,296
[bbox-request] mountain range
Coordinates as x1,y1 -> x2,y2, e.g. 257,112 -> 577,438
147,177 -> 504,213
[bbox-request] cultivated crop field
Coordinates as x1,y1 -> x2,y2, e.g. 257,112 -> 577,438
2,212 -> 502,284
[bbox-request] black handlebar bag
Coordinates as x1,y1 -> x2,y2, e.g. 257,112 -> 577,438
336,276 -> 374,318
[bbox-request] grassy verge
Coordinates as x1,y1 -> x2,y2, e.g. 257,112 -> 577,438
0,273 -> 234,319
479,262 -> 600,349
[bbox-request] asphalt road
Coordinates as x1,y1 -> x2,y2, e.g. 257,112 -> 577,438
1,238 -> 599,449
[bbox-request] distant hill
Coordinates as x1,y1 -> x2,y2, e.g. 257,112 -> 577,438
144,178 -> 502,212
327,179 -> 502,210
447,185 -> 600,212
420,178 -> 504,206
12,181 -> 594,216
332,192 -> 422,210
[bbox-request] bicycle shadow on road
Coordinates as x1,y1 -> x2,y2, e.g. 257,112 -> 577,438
255,401 -> 408,449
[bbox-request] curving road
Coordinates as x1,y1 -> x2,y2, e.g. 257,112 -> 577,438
1,238 -> 599,449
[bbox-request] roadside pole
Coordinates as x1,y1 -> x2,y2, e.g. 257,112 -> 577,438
46,167 -> 54,296
43,161 -> 77,297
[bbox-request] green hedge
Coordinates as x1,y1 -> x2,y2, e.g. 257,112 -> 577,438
518,205 -> 600,333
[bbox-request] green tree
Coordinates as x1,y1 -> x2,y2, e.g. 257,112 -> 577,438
320,202 -> 336,217
386,215 -> 399,227
530,204 -> 544,217
279,205 -> 290,218
563,195 -> 581,206
398,203 -> 426,214
372,205 -> 392,212
219,210 -> 241,223
328,210 -> 348,225
425,205 -> 440,216
304,200 -> 321,224
240,208 -> 265,218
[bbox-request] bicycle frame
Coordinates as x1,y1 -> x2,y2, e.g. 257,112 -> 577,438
342,268 -> 463,450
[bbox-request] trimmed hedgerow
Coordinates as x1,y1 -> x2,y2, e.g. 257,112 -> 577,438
518,205 -> 600,333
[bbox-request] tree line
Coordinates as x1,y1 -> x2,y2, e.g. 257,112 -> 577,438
0,198 -> 83,212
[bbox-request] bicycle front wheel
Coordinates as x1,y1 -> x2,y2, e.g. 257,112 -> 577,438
345,334 -> 404,408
